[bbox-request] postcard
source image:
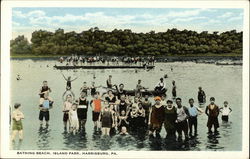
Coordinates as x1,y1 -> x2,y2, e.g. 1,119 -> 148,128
1,0 -> 249,158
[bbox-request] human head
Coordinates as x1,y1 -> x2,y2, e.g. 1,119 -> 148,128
134,97 -> 139,103
176,98 -> 182,106
108,90 -> 113,96
66,94 -> 72,101
210,97 -> 215,104
198,87 -> 202,90
166,100 -> 173,108
83,82 -> 87,85
121,110 -> 126,116
172,80 -> 175,84
121,126 -> 127,134
160,78 -> 163,82
161,94 -> 166,100
94,92 -> 100,99
189,98 -> 194,105
154,96 -> 161,104
81,91 -> 86,97
144,95 -> 149,100
43,81 -> 48,86
14,103 -> 21,109
120,94 -> 126,101
138,79 -> 141,84
72,103 -> 77,110
224,101 -> 228,107
68,76 -> 71,80
119,83 -> 124,90
132,104 -> 137,111
109,75 -> 112,79
138,103 -> 143,109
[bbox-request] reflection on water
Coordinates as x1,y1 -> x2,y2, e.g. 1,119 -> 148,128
10,60 -> 242,151
36,125 -> 51,150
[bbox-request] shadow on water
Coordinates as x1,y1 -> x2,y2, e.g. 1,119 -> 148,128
12,140 -> 23,150
62,130 -> 88,150
206,131 -> 224,150
36,125 -> 51,150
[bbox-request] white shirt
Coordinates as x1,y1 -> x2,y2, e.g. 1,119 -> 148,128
221,107 -> 232,116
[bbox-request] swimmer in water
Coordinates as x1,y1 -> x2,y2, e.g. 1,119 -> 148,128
16,74 -> 21,80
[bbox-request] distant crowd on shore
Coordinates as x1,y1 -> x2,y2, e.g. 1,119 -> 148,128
11,75 -> 232,142
58,54 -> 155,66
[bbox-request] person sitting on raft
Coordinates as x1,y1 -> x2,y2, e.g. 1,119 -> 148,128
154,78 -> 166,93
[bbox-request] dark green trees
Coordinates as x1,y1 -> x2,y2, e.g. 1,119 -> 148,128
10,28 -> 243,56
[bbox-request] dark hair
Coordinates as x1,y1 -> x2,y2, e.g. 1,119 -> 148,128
43,80 -> 47,83
176,97 -> 182,101
160,78 -> 163,80
167,100 -> 173,104
210,97 -> 215,101
108,90 -> 113,93
14,103 -> 21,109
161,94 -> 166,98
189,98 -> 194,102
95,91 -> 100,95
119,83 -> 124,87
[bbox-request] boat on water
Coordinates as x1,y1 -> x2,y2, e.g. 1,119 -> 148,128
101,87 -> 167,96
215,62 -> 242,66
54,65 -> 155,70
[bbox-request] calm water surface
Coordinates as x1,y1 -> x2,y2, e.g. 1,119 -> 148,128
10,60 -> 242,151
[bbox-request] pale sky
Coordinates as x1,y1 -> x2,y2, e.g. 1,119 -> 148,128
12,8 -> 244,41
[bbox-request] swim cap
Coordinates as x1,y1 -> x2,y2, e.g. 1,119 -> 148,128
154,96 -> 161,101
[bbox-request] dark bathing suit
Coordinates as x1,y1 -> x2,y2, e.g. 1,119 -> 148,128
101,110 -> 112,128
77,98 -> 88,120
67,81 -> 71,89
40,86 -> 50,98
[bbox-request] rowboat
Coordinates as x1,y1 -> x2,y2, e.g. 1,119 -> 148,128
102,87 -> 167,96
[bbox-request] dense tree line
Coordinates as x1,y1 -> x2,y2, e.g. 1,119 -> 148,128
10,27 -> 243,56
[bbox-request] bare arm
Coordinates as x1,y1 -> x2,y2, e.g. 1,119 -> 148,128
71,76 -> 78,82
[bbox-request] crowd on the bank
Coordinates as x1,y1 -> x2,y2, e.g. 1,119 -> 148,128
58,55 -> 155,66
11,75 -> 232,142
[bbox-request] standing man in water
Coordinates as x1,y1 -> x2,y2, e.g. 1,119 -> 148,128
175,97 -> 190,141
188,98 -> 203,136
205,97 -> 220,133
172,80 -> 177,100
106,75 -> 113,88
198,87 -> 206,105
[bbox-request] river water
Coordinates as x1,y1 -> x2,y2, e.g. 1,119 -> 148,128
10,59 -> 242,151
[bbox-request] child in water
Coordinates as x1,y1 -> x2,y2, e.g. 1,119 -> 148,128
11,103 -> 24,141
39,92 -> 53,126
220,101 -> 232,122
69,103 -> 79,135
63,94 -> 73,131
